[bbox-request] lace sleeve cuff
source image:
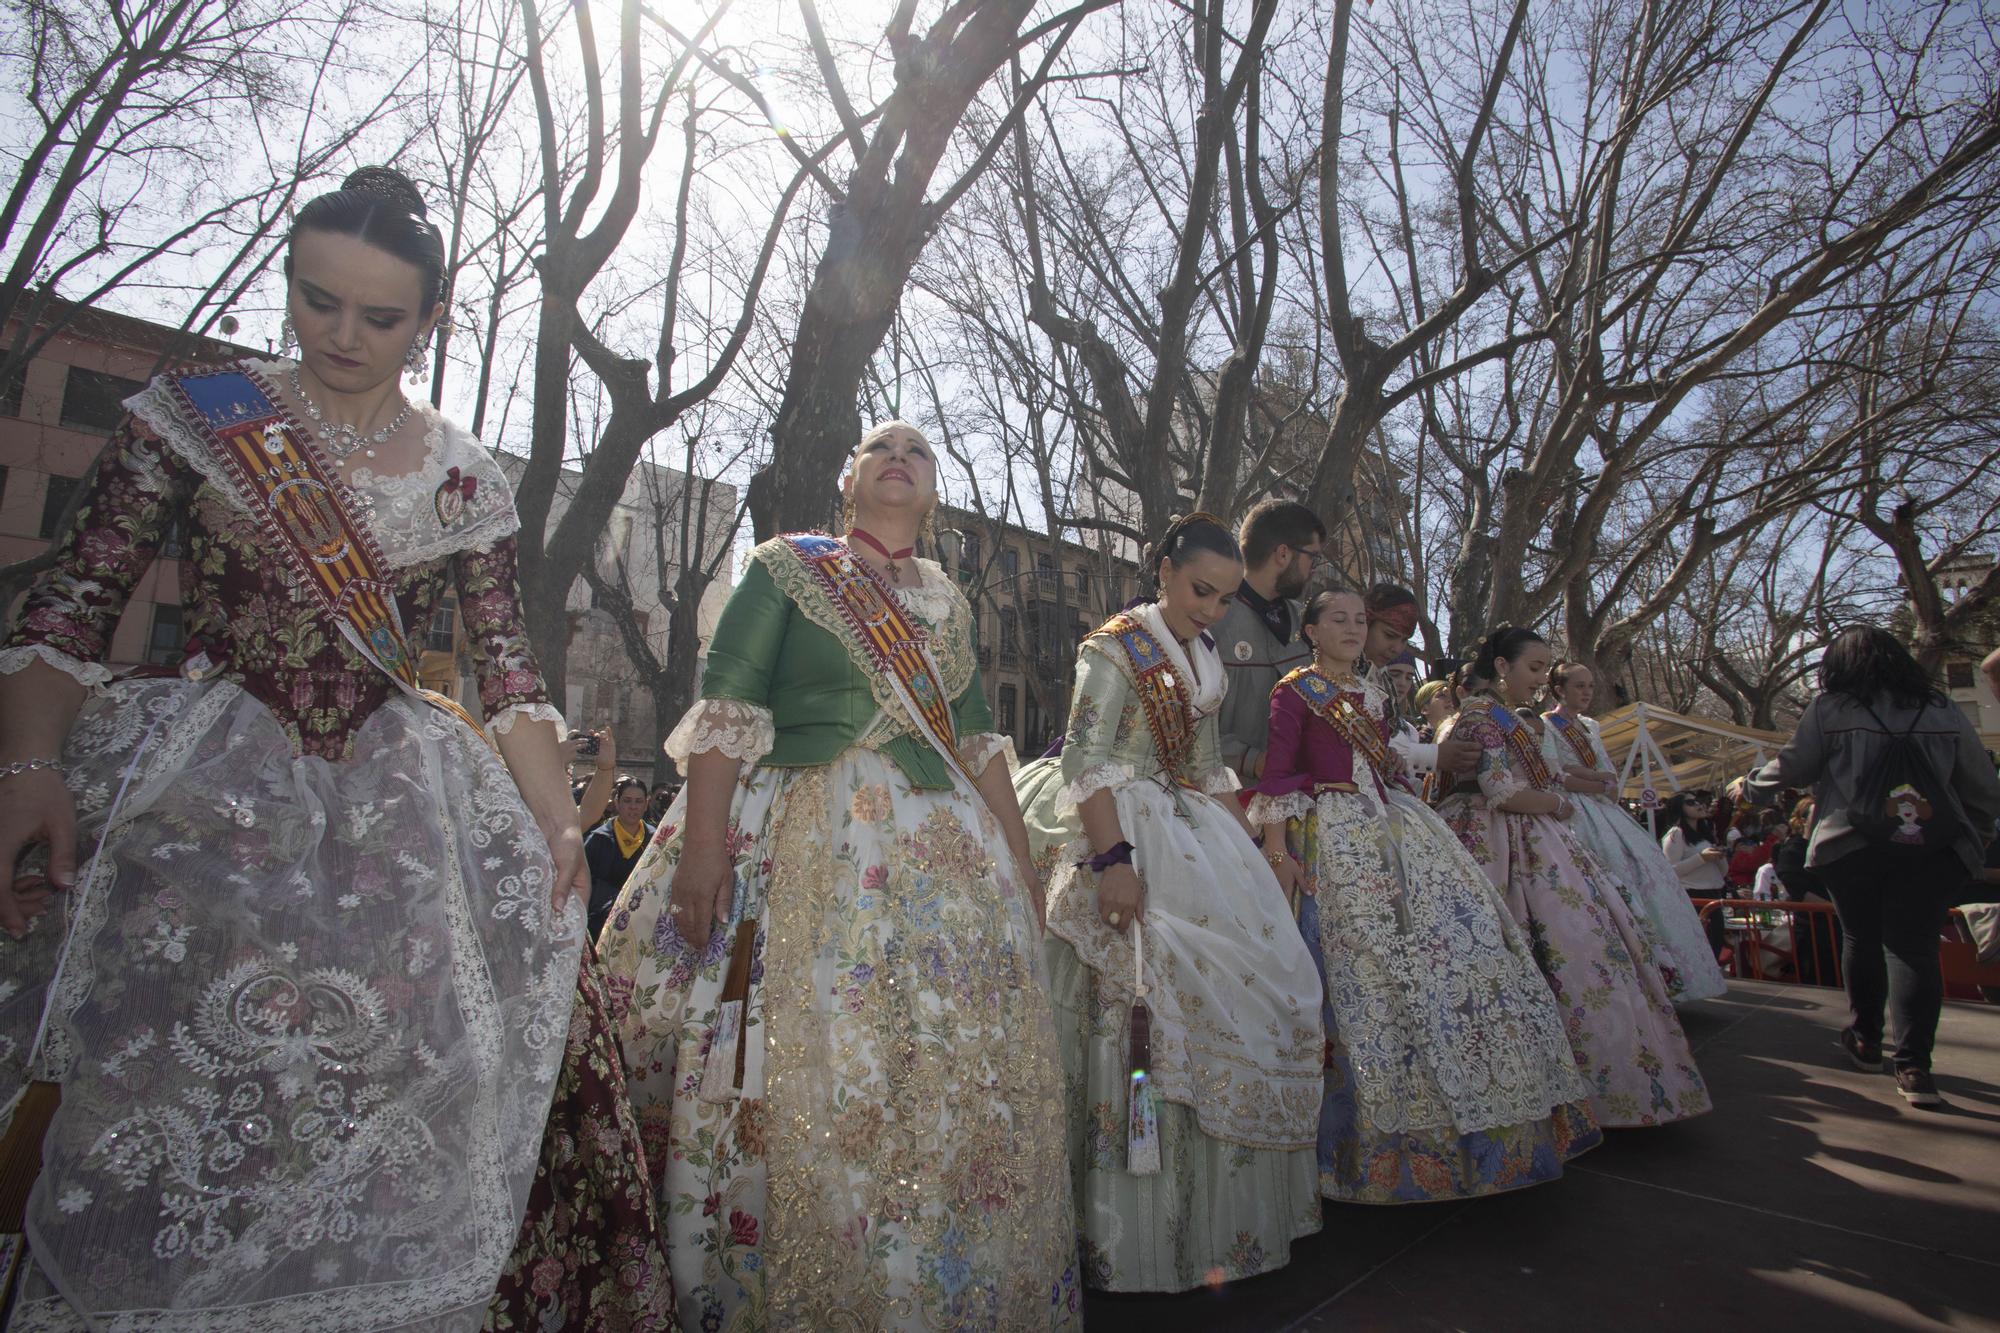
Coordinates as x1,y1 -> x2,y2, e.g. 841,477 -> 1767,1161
1059,761 -> 1134,813
1483,771 -> 1529,803
959,732 -> 1017,778
1246,791 -> 1314,826
488,701 -> 566,736
1202,766 -> 1241,796
0,644 -> 113,691
666,697 -> 775,765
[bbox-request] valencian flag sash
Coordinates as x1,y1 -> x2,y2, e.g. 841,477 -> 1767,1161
1486,701 -> 1557,790
1282,665 -> 1398,785
1094,612 -> 1197,787
1547,711 -> 1604,771
778,533 -> 972,788
166,367 -> 492,746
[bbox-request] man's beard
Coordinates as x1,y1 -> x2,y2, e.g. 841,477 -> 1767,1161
1276,564 -> 1309,600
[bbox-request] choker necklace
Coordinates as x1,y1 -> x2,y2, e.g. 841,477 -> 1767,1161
291,368 -> 415,462
848,527 -> 914,579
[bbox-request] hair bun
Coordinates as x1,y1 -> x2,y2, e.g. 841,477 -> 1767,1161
341,166 -> 427,219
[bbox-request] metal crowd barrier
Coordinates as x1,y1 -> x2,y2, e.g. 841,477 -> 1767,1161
1692,898 -> 1843,988
1691,897 -> 2000,1000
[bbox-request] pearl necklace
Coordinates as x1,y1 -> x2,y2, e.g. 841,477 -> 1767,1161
291,368 -> 414,461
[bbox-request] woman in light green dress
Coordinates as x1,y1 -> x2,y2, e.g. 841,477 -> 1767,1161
1013,515 -> 1323,1293
599,423 -> 1080,1331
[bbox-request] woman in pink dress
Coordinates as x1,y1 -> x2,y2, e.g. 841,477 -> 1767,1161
1433,627 -> 1710,1128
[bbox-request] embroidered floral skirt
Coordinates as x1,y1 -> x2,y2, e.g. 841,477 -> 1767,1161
597,750 -> 1081,1332
1284,789 -> 1600,1203
1567,796 -> 1729,1002
1434,797 -> 1713,1128
484,951 -> 677,1331
0,679 -> 597,1330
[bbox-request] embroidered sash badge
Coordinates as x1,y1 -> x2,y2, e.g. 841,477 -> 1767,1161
1487,702 -> 1556,789
1283,666 -> 1395,782
170,367 -> 493,746
777,534 -> 966,783
1547,711 -> 1600,769
435,465 -> 478,528
1095,612 -> 1196,785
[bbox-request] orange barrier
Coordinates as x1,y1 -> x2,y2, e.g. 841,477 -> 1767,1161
1693,898 -> 1843,989
1692,898 -> 1999,1002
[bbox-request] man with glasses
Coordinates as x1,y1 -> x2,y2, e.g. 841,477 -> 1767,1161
1214,499 -> 1329,781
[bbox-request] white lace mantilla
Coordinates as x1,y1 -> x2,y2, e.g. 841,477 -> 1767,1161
124,359 -> 520,571
0,643 -> 112,691
667,697 -> 776,765
0,677 -> 581,1330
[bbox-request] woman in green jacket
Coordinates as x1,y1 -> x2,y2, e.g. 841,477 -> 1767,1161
598,423 -> 1079,1331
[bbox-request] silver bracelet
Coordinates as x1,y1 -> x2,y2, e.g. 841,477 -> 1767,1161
0,757 -> 62,780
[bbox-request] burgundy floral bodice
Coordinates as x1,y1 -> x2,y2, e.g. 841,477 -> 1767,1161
5,390 -> 551,760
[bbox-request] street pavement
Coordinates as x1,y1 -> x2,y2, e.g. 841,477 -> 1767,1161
1084,981 -> 2000,1332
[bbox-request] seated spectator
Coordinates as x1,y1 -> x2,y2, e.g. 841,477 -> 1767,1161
1726,810 -> 1774,890
583,776 -> 651,936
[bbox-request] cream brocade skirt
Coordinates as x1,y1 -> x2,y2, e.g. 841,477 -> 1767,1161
597,749 -> 1081,1332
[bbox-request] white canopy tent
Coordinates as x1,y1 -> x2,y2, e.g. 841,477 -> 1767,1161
1587,703 -> 1790,830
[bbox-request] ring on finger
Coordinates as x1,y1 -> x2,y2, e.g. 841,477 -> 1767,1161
1106,910 -> 1121,926
668,903 -> 683,915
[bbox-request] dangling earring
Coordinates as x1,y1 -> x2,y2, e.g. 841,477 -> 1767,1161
919,502 -> 938,552
405,338 -> 430,382
279,315 -> 296,356
839,491 -> 856,534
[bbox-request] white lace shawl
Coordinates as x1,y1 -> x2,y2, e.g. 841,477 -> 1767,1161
1132,601 -> 1225,716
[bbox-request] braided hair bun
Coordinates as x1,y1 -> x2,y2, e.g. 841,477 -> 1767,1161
1469,623 -> 1546,682
1142,512 -> 1239,592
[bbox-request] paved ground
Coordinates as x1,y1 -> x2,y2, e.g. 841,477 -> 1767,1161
1084,981 -> 2000,1332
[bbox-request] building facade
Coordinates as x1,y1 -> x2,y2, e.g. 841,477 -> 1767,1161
1,302 -> 258,671
937,504 -> 1140,757
1933,554 -> 2000,735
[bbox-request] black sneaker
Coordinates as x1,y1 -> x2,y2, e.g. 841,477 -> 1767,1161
1840,1027 -> 1883,1071
1894,1068 -> 1943,1107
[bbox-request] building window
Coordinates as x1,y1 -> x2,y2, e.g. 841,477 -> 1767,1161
961,531 -> 982,573
145,603 -> 185,666
1001,548 -> 1019,579
1025,694 -> 1045,751
58,368 -> 145,434
999,607 -> 1018,660
428,596 -> 459,653
39,474 -> 79,539
1946,661 -> 1975,691
1035,553 -> 1055,582
997,684 -> 1017,733
1074,566 -> 1089,597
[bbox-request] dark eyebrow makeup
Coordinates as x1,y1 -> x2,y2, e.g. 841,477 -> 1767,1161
299,278 -> 408,318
